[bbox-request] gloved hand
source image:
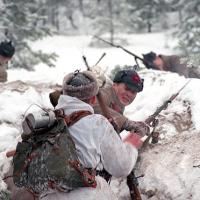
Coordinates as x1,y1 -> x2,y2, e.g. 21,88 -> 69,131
90,65 -> 113,88
124,120 -> 150,137
90,65 -> 106,87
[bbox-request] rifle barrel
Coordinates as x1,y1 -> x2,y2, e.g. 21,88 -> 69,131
169,80 -> 191,102
94,52 -> 106,66
93,35 -> 153,68
146,80 -> 191,125
82,55 -> 90,71
143,80 -> 191,146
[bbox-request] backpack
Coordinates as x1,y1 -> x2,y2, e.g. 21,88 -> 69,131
13,108 -> 96,194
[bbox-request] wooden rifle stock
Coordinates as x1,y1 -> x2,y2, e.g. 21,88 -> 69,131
96,91 -> 120,133
96,91 -> 111,120
82,54 -> 115,129
127,171 -> 143,200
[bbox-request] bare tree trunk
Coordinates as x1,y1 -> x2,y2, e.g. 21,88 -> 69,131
108,0 -> 114,43
147,21 -> 152,33
40,0 -> 47,26
78,0 -> 84,13
47,0 -> 58,29
68,15 -> 78,29
54,3 -> 59,31
178,9 -> 183,24
147,2 -> 153,33
64,0 -> 78,30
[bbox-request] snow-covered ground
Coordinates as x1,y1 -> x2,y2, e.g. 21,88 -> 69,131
1,33 -> 200,200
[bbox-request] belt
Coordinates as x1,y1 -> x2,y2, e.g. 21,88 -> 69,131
96,170 -> 112,183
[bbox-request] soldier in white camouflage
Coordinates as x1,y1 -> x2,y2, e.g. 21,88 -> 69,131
6,71 -> 140,200
40,70 -> 140,200
49,69 -> 150,137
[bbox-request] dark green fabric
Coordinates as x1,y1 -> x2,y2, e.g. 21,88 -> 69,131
13,141 -> 32,186
13,119 -> 85,193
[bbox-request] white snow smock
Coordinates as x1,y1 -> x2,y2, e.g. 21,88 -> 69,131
40,95 -> 138,200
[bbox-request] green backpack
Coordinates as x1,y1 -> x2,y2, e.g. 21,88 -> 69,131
13,109 -> 96,194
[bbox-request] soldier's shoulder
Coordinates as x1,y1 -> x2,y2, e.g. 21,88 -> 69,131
100,85 -> 113,95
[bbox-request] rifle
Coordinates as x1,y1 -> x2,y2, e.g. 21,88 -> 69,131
82,55 -> 91,71
83,55 -> 144,199
93,52 -> 106,66
127,171 -> 144,200
49,53 -> 107,108
82,55 -> 115,121
143,79 -> 191,147
82,55 -> 143,199
93,35 -> 154,69
126,80 -> 191,199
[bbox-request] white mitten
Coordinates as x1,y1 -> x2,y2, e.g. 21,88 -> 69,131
91,65 -> 112,87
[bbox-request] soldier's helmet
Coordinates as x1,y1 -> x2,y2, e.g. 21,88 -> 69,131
113,69 -> 144,92
142,51 -> 157,69
0,41 -> 15,58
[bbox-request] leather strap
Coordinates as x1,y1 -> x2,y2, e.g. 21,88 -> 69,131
64,110 -> 92,127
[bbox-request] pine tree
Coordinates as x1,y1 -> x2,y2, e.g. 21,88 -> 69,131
85,0 -> 136,45
174,0 -> 200,65
127,0 -> 171,33
0,0 -> 57,70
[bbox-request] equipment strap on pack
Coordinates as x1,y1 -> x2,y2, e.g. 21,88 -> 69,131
68,160 -> 97,188
64,110 -> 92,127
